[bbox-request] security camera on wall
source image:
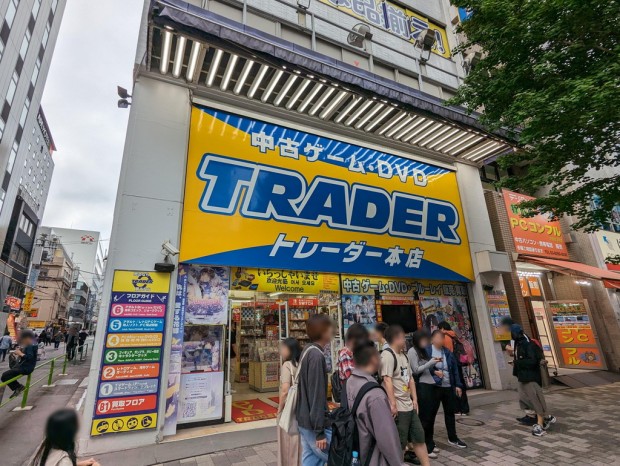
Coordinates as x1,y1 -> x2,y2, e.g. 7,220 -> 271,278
162,240 -> 180,256
154,240 -> 179,272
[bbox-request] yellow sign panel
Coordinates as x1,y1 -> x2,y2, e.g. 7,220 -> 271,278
22,291 -> 34,312
318,0 -> 451,58
29,320 -> 46,328
341,275 -> 468,298
112,271 -> 171,294
231,267 -> 340,293
106,333 -> 163,348
181,107 -> 473,282
91,413 -> 157,436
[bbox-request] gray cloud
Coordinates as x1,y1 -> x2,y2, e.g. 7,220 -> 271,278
41,0 -> 143,244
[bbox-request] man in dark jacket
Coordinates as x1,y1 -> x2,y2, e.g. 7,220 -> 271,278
296,314 -> 333,466
1,330 -> 38,398
511,324 -> 556,436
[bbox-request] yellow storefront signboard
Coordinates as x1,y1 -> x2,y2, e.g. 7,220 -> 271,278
22,291 -> 34,312
91,413 -> 157,436
231,267 -> 339,293
341,275 -> 468,297
181,107 -> 473,282
112,271 -> 171,293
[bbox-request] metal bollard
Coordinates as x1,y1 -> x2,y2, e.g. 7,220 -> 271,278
61,355 -> 68,375
44,359 -> 56,387
20,373 -> 32,410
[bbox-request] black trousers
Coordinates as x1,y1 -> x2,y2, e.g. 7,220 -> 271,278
67,344 -> 76,360
455,365 -> 470,414
418,383 -> 458,452
1,368 -> 25,391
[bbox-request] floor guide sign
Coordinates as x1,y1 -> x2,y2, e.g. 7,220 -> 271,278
91,270 -> 171,436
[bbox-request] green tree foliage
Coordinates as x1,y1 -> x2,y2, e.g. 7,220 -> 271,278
450,0 -> 620,230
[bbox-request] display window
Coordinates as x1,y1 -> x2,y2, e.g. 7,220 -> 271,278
164,265 -> 483,436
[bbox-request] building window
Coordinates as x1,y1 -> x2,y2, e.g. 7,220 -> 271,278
6,71 -> 19,105
0,118 -> 4,141
0,39 -> 4,61
42,24 -> 50,48
20,29 -> 31,59
5,0 -> 19,29
32,0 -> 41,18
31,58 -> 41,86
19,98 -> 30,127
19,213 -> 35,238
52,0 -> 59,13
7,141 -> 18,174
10,245 -> 30,268
0,189 -> 5,213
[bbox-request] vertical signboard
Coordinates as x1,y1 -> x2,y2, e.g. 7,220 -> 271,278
548,300 -> 605,370
91,271 -> 170,436
502,189 -> 569,259
485,291 -> 511,340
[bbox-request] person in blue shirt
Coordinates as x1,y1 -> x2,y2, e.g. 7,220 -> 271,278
1,330 -> 38,398
0,333 -> 12,361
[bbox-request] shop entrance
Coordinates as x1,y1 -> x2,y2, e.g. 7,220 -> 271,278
226,290 -> 334,425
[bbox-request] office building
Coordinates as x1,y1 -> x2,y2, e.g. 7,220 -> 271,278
0,0 -> 66,306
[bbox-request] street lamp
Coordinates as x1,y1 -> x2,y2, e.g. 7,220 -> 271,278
117,85 -> 132,109
297,0 -> 311,10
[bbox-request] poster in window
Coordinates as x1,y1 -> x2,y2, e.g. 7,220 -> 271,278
185,265 -> 230,325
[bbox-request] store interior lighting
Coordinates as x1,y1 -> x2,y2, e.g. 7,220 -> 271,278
575,280 -> 591,286
517,271 -> 542,277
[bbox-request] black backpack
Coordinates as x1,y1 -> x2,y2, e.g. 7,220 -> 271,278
331,370 -> 343,403
327,381 -> 384,466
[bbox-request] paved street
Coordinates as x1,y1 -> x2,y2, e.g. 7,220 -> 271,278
155,384 -> 620,466
0,340 -> 93,466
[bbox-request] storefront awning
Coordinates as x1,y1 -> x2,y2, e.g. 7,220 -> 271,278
147,0 -> 518,165
519,255 -> 620,289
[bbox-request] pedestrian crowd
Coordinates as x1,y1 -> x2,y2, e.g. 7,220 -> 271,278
276,315 -> 555,466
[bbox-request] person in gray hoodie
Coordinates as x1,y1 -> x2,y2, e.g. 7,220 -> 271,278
345,341 -> 407,466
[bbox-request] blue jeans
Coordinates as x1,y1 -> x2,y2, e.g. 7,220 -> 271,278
299,426 -> 332,466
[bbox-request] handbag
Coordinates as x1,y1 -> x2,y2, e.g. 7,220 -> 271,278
278,345 -> 321,433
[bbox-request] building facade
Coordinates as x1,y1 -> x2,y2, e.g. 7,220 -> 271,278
27,237 -> 73,327
34,226 -> 105,328
0,0 -> 65,308
80,0 -> 522,453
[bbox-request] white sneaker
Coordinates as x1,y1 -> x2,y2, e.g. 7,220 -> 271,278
428,452 -> 438,459
433,447 -> 440,453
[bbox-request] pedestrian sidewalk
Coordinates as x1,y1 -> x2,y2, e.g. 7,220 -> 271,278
97,383 -> 620,466
0,340 -> 94,466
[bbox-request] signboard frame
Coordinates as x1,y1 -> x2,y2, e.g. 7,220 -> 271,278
91,270 -> 171,437
546,300 -> 606,370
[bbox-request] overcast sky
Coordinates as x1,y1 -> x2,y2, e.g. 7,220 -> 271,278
40,1 -> 144,245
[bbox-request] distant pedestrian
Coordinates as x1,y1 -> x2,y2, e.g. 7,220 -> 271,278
510,324 -> 556,437
65,328 -> 78,361
0,333 -> 12,361
78,329 -> 88,354
297,314 -> 334,466
32,408 -> 100,466
381,325 -> 429,466
1,330 -> 38,398
53,331 -> 63,349
345,341 -> 407,465
277,338 -> 302,466
419,330 -> 467,454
